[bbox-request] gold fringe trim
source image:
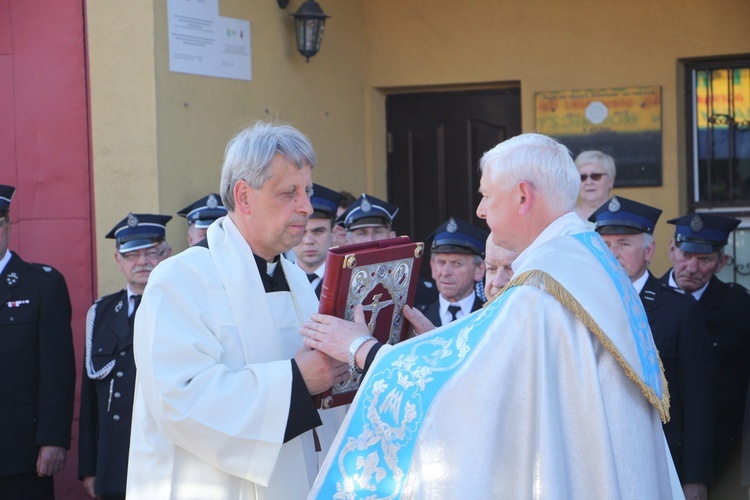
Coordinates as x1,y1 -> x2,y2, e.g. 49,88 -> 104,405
488,269 -> 670,424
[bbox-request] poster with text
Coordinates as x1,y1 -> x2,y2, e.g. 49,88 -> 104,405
168,0 -> 251,81
535,86 -> 662,187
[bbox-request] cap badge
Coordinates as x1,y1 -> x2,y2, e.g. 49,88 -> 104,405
690,214 -> 704,233
6,272 -> 18,286
127,213 -> 139,228
607,196 -> 621,213
361,196 -> 372,213
447,218 -> 458,233
207,194 -> 218,209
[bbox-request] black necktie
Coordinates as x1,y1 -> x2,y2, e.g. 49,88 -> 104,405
448,304 -> 461,322
307,273 -> 317,283
129,295 -> 142,329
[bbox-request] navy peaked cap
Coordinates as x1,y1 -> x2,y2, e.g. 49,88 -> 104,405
667,213 -> 740,254
590,196 -> 662,235
177,193 -> 226,229
0,185 -> 15,215
310,183 -> 343,219
106,213 -> 172,252
340,193 -> 399,230
428,217 -> 489,257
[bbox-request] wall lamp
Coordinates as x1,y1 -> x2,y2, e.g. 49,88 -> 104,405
278,0 -> 330,62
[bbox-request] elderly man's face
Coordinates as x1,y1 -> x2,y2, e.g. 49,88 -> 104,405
245,155 -> 313,260
477,174 -> 518,252
601,233 -> 652,282
294,218 -> 333,272
484,237 -> 516,298
668,240 -> 727,292
430,252 -> 485,303
115,242 -> 171,292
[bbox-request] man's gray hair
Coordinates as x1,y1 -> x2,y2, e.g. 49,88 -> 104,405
641,232 -> 654,250
479,133 -> 580,213
220,122 -> 315,211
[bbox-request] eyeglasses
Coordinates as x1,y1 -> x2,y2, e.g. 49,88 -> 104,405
580,173 -> 607,182
119,247 -> 167,263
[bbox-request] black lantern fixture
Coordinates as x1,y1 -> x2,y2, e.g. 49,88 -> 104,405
290,0 -> 329,62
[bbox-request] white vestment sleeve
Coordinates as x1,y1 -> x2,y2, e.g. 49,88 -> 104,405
399,287 -> 676,499
133,255 -> 292,485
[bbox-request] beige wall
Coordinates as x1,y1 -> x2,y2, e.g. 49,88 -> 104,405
87,1 -> 160,294
88,0 -> 367,294
361,0 -> 750,275
88,0 -> 750,292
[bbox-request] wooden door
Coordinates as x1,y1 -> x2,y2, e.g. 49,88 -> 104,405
386,88 -> 521,241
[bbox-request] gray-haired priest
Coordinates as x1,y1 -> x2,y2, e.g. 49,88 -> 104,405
126,122 -> 348,499
301,133 -> 683,498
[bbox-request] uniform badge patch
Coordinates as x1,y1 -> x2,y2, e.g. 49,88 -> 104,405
361,196 -> 372,213
608,196 -> 621,212
690,214 -> 704,233
127,213 -> 139,228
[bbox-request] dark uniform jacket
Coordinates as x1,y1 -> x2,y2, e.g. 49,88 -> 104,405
423,292 -> 484,327
660,271 -> 750,487
640,272 -> 716,484
78,289 -> 137,496
0,252 -> 76,476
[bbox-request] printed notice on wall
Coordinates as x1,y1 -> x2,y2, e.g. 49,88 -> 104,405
535,86 -> 662,187
168,0 -> 251,81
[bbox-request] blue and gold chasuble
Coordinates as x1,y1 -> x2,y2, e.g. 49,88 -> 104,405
312,231 -> 669,499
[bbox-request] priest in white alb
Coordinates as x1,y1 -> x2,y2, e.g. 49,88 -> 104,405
301,133 -> 683,499
126,122 -> 348,499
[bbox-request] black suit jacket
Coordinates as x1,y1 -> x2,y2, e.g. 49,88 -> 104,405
660,271 -> 750,475
78,289 -> 136,496
641,272 -> 716,483
0,252 -> 76,476
423,292 -> 484,327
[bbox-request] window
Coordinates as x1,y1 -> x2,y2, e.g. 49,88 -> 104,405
686,56 -> 750,287
687,57 -> 750,208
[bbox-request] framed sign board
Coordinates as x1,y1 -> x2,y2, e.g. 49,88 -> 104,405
535,86 -> 662,187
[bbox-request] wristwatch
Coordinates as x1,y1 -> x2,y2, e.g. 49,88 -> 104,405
348,335 -> 373,374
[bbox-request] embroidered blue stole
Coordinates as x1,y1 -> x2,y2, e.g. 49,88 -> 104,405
315,232 -> 663,499
571,232 -> 663,397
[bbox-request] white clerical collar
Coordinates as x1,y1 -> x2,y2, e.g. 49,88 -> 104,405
513,212 -> 588,272
266,260 -> 279,276
631,270 -> 649,294
0,249 -> 10,275
668,269 -> 709,300
438,292 -> 475,323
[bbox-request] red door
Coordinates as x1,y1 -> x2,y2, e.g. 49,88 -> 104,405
1,1 -> 93,498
